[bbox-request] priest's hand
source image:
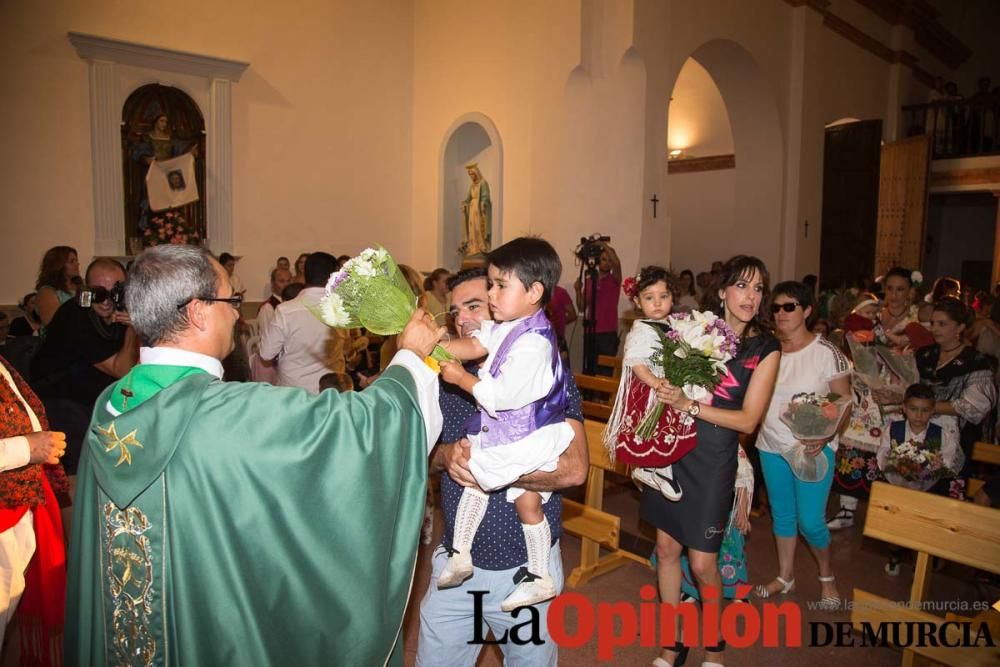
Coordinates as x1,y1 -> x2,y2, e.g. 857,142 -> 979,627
399,308 -> 445,358
25,430 -> 67,465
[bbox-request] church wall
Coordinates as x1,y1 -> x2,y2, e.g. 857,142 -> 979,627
0,0 -> 415,303
411,0 -> 586,285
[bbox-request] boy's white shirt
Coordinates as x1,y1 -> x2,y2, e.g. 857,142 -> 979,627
466,316 -> 573,496
471,317 -> 556,417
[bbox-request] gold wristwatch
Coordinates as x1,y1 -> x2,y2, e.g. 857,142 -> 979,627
686,400 -> 701,417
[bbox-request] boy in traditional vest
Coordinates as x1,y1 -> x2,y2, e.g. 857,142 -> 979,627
876,382 -> 963,575
437,237 -> 573,610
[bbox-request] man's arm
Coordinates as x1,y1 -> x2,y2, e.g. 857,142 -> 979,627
93,325 -> 138,379
604,243 -> 622,283
517,418 -> 588,491
258,307 -> 285,363
430,419 -> 589,492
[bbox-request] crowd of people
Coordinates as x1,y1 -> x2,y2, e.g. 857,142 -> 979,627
0,239 -> 998,665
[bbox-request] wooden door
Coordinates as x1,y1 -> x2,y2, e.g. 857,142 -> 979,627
820,120 -> 883,289
875,135 -> 932,275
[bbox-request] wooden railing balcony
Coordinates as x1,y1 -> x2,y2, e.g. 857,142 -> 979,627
903,98 -> 1000,160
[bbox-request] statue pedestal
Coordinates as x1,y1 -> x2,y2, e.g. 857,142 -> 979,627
461,253 -> 488,270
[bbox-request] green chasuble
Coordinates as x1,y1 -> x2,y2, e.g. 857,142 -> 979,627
65,363 -> 428,666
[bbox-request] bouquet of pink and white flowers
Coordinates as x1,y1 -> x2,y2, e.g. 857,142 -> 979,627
313,246 -> 454,369
635,310 -> 739,439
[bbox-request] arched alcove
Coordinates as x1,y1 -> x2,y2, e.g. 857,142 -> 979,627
665,39 -> 783,275
122,84 -> 206,251
439,113 -> 503,270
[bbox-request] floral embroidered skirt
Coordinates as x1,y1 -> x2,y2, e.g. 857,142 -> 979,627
832,444 -> 884,499
613,380 -> 696,467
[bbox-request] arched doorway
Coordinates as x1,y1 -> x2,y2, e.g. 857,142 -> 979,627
440,113 -> 502,270
121,84 -> 206,252
666,40 -> 783,277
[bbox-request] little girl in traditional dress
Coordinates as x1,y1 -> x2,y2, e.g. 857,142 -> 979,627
604,266 -> 695,500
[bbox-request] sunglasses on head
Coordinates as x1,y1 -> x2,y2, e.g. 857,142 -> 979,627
770,302 -> 801,314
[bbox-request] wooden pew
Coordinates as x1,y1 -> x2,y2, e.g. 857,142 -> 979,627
853,481 -> 1000,666
562,419 -> 652,587
596,354 -> 623,380
966,441 -> 1000,498
573,373 -> 619,422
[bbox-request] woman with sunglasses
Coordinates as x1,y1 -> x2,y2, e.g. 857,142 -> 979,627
645,255 -> 779,667
753,281 -> 851,611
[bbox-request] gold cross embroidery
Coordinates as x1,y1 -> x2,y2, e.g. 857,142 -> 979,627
97,422 -> 143,467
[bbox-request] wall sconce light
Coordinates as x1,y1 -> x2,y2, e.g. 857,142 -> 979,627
668,149 -> 684,160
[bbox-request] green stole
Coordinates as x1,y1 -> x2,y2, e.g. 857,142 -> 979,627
109,364 -> 208,413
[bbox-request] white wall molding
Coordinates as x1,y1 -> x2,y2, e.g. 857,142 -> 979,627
68,32 -> 249,83
68,32 -> 248,255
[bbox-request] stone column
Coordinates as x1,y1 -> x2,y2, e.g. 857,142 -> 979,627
87,59 -> 127,256
207,78 -> 233,252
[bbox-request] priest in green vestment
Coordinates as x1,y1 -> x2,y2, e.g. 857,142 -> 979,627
65,245 -> 445,666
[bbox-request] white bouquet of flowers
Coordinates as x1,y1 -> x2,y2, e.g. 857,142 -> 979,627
634,310 -> 739,439
313,246 -> 454,370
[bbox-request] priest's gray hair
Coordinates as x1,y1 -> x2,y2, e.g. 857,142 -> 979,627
126,245 -> 219,345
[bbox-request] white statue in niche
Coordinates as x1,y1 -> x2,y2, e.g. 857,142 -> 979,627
460,163 -> 492,257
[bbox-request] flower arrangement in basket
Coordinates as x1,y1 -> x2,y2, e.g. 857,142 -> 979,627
779,392 -> 851,481
142,210 -> 200,247
636,310 -> 739,438
312,246 -> 454,371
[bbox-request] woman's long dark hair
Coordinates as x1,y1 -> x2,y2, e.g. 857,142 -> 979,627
715,254 -> 772,338
35,245 -> 77,291
679,269 -> 696,296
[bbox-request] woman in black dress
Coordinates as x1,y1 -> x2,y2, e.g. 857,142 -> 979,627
643,256 -> 780,667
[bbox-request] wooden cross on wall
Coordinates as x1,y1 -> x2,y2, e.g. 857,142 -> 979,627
650,194 -> 659,218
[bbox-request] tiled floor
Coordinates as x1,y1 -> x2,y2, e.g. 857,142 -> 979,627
403,480 -> 997,666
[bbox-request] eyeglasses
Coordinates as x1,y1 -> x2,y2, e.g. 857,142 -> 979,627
770,302 -> 801,314
176,295 -> 244,311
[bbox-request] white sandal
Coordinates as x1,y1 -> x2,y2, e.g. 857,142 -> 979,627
816,575 -> 841,611
754,576 -> 794,598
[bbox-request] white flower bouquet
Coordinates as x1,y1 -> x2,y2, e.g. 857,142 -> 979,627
635,310 -> 739,439
884,438 -> 949,487
313,246 -> 454,369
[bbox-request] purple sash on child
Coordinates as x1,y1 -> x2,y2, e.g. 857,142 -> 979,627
466,309 -> 568,448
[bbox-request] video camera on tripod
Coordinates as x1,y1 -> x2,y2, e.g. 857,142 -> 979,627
575,233 -> 611,266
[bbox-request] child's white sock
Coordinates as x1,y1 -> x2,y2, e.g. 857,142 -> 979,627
452,487 -> 490,554
522,517 -> 551,578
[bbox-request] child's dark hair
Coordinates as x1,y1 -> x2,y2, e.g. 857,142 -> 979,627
904,383 -> 935,403
487,237 -> 561,305
636,265 -> 680,299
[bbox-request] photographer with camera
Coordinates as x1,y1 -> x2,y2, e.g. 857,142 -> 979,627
574,235 -> 622,374
31,258 -> 137,478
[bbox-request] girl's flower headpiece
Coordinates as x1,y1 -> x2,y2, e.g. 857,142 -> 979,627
622,275 -> 639,299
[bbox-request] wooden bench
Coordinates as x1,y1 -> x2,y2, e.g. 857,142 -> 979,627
562,419 -> 652,587
596,354 -> 623,380
966,441 -> 1000,499
573,373 -> 619,422
853,481 -> 1000,666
